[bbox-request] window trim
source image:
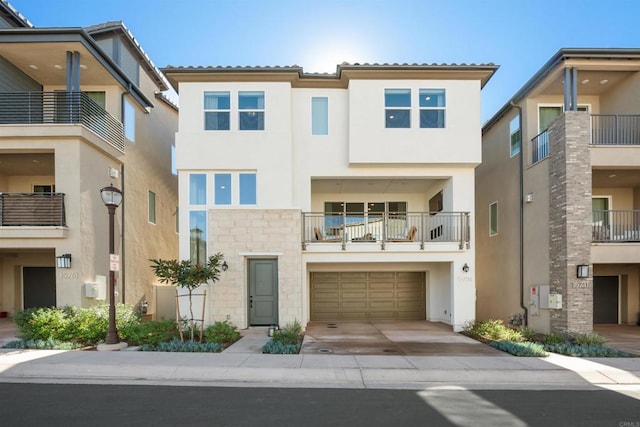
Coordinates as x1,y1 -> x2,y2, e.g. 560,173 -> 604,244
419,88 -> 446,129
384,88 -> 411,129
489,201 -> 498,236
238,91 -> 265,131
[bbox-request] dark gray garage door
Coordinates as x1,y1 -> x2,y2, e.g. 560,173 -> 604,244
310,272 -> 426,321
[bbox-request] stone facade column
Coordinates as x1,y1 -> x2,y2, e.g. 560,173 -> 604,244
548,111 -> 592,334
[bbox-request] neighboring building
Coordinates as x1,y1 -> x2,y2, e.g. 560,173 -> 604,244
477,48 -> 640,334
163,62 -> 497,331
0,1 -> 178,317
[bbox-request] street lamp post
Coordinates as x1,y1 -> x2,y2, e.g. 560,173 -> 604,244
100,184 -> 123,345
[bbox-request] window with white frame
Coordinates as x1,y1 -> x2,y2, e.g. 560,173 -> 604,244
212,172 -> 257,206
123,98 -> 135,142
204,91 -> 230,130
311,97 -> 328,135
189,210 -> 207,264
148,190 -> 156,224
510,115 -> 521,157
214,173 -> 232,205
385,89 -> 411,128
239,173 -> 257,205
239,91 -> 264,130
189,173 -> 206,205
419,89 -> 446,128
489,201 -> 498,236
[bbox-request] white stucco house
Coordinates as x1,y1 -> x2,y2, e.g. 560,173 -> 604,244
162,62 -> 497,331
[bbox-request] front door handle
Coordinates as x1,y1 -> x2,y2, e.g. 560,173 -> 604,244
249,296 -> 253,308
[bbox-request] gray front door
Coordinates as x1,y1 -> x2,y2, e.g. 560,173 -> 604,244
248,259 -> 278,325
594,276 -> 618,324
23,267 -> 56,309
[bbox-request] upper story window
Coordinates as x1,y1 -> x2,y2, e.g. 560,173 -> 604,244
123,98 -> 135,142
385,89 -> 411,128
239,173 -> 257,205
510,115 -> 521,157
239,91 -> 264,130
204,91 -> 230,130
189,173 -> 207,205
489,201 -> 498,236
419,89 -> 446,128
311,97 -> 329,135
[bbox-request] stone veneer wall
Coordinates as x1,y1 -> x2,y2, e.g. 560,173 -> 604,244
548,111 -> 593,333
207,209 -> 302,328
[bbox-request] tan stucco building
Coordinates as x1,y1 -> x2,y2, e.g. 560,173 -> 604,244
477,48 -> 640,333
0,4 -> 177,316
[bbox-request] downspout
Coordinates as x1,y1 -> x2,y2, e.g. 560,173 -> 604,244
511,101 -> 528,326
120,163 -> 126,304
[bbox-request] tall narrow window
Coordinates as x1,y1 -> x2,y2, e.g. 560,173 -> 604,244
385,89 -> 411,128
171,145 -> 177,175
489,201 -> 498,236
148,190 -> 156,224
239,173 -> 257,205
510,115 -> 521,157
189,211 -> 207,264
214,173 -> 232,205
419,89 -> 445,128
239,91 -> 264,130
311,97 -> 328,135
123,98 -> 135,142
204,91 -> 230,130
175,206 -> 179,233
189,174 -> 206,205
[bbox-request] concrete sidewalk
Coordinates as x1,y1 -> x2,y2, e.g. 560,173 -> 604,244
1,346 -> 639,392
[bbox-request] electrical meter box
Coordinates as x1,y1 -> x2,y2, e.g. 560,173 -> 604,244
548,293 -> 563,309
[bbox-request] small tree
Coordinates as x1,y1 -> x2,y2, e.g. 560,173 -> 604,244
150,253 -> 224,341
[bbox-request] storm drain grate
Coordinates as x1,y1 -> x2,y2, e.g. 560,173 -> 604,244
318,348 -> 333,354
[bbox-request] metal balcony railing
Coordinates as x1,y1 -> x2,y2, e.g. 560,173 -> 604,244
531,129 -> 549,164
591,115 -> 640,146
0,193 -> 66,226
592,210 -> 640,242
0,91 -> 125,153
302,211 -> 470,250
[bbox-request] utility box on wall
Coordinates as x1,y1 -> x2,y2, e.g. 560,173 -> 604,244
548,293 -> 562,309
529,286 -> 540,316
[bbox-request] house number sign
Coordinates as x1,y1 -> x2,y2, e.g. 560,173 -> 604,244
58,272 -> 79,280
571,281 -> 590,289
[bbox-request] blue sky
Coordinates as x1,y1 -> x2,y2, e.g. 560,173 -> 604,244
7,0 -> 640,122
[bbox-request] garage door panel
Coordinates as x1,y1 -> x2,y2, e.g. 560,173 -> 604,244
310,272 -> 426,321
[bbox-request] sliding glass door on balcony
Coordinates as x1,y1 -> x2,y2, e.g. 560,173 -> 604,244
324,201 -> 406,240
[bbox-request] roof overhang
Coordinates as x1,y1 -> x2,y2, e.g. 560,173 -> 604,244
0,28 -> 154,109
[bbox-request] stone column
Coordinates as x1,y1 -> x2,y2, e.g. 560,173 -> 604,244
548,111 -> 593,334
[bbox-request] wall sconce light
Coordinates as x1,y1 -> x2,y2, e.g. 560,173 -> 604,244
221,261 -> 229,272
56,253 -> 72,269
577,264 -> 590,278
462,263 -> 470,273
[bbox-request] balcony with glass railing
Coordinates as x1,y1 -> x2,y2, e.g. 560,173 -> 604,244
0,91 -> 125,153
302,211 -> 470,251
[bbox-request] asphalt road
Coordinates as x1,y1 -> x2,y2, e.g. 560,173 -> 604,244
0,384 -> 638,427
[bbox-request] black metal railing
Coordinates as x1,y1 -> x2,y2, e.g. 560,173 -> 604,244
0,91 -> 124,152
591,115 -> 640,145
302,211 -> 470,250
592,210 -> 640,242
0,193 -> 66,227
531,129 -> 549,164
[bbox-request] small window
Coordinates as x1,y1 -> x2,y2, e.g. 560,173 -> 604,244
214,173 -> 232,205
429,191 -> 443,213
171,145 -> 177,175
419,89 -> 445,128
204,91 -> 230,130
385,89 -> 411,128
239,91 -> 264,130
239,173 -> 257,205
489,201 -> 498,236
510,115 -> 521,157
175,206 -> 179,233
148,191 -> 156,224
85,91 -> 106,109
124,98 -> 135,142
189,174 -> 206,205
311,97 -> 328,135
189,211 -> 207,264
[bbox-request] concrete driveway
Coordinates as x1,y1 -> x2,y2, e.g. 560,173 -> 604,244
301,321 -> 506,356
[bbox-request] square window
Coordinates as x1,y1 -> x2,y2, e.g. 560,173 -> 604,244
204,91 -> 230,130
239,173 -> 256,205
214,173 -> 232,205
420,110 -> 445,128
385,89 -> 411,128
419,89 -> 445,128
239,91 -> 264,130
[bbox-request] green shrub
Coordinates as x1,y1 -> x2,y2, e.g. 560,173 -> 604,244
203,321 -> 240,346
463,320 -> 523,342
272,320 -> 303,346
124,319 -> 179,346
14,306 -> 73,341
573,332 -> 607,346
139,338 -> 224,353
4,338 -> 84,350
519,326 -> 545,343
543,332 -> 569,345
262,340 -> 301,354
544,343 -> 630,357
489,340 -> 548,357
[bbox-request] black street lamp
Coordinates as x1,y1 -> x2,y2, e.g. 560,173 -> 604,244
100,184 -> 123,345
